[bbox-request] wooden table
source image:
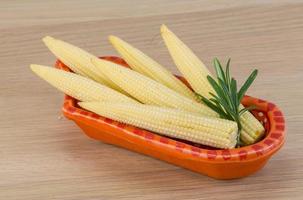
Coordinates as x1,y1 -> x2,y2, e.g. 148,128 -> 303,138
1,1 -> 302,199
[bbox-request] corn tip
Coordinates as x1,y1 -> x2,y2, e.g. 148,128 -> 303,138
42,36 -> 55,44
160,24 -> 169,34
109,35 -> 128,50
30,64 -> 52,79
30,64 -> 44,73
30,64 -> 38,73
108,35 -> 118,44
30,63 -> 38,69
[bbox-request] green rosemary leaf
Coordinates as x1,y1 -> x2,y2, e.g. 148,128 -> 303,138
217,78 -> 233,108
209,92 -> 234,116
225,58 -> 231,87
197,58 -> 258,147
195,93 -> 206,105
213,58 -> 227,84
209,98 -> 233,119
238,69 -> 258,102
230,78 -> 239,111
197,93 -> 227,117
206,76 -> 228,103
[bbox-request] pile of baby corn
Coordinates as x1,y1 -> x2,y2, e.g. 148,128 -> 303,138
31,25 -> 264,149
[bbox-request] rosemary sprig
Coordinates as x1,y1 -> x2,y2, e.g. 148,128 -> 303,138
196,58 -> 258,147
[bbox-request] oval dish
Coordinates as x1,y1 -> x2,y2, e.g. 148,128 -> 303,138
56,56 -> 285,179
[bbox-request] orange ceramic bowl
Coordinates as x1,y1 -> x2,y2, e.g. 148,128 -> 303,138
56,56 -> 285,179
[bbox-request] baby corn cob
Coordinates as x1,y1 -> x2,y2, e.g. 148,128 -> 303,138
91,58 -> 217,117
161,24 -> 213,98
30,64 -> 137,104
109,35 -> 197,100
240,105 -> 265,144
42,36 -> 125,94
161,24 -> 264,144
79,102 -> 238,149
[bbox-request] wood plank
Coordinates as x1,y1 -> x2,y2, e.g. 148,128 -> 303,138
1,1 -> 302,199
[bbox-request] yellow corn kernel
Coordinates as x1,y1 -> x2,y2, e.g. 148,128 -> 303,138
42,36 -> 126,94
91,58 -> 218,117
79,101 -> 238,149
30,64 -> 137,104
109,35 -> 196,100
240,105 -> 266,143
161,24 -> 213,98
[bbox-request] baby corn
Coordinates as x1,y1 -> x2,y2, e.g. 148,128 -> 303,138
109,35 -> 196,100
79,102 -> 238,149
91,58 -> 217,117
30,64 -> 137,104
42,36 -> 125,93
161,24 -> 264,144
161,24 -> 213,98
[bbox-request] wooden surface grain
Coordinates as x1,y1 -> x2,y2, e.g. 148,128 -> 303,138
1,1 -> 302,199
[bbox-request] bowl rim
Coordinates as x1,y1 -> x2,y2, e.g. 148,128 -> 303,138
56,56 -> 285,164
